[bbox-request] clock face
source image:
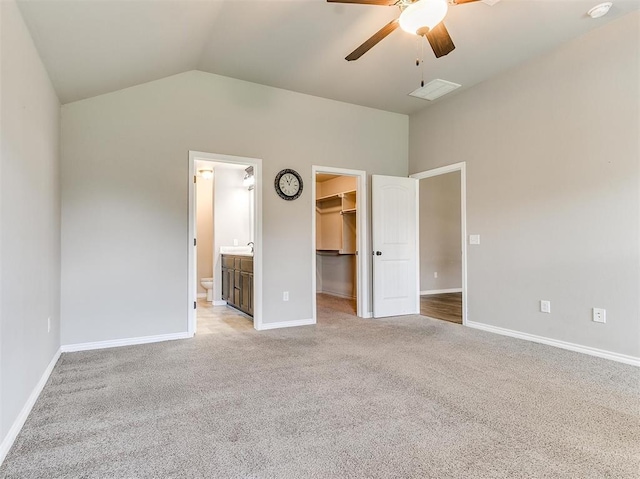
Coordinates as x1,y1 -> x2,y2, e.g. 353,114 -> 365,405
275,169 -> 303,200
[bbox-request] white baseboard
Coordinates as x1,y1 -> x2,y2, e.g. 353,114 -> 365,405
317,290 -> 356,300
196,293 -> 206,298
257,318 -> 315,330
0,348 -> 61,466
61,331 -> 193,353
212,300 -> 227,306
466,321 -> 640,367
420,288 -> 463,295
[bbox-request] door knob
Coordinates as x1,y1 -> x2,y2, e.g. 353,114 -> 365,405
375,251 -> 382,256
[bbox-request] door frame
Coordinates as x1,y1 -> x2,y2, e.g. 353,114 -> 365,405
410,162 -> 468,325
188,150 -> 263,334
311,166 -> 369,321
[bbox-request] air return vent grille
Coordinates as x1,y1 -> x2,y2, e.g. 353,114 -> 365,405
409,79 -> 461,101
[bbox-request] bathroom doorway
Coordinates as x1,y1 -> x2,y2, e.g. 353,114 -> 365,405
311,166 -> 368,322
188,151 -> 263,334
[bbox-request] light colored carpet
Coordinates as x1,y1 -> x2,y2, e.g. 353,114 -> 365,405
2,304 -> 639,478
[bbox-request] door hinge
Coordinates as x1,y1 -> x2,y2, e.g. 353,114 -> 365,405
194,175 -> 197,183
194,238 -> 197,246
194,301 -> 196,309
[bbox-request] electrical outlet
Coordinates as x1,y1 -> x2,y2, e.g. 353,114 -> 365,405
540,300 -> 551,313
469,235 -> 480,245
593,308 -> 606,323
47,317 -> 51,333
233,239 -> 238,246
283,291 -> 289,302
434,271 -> 438,278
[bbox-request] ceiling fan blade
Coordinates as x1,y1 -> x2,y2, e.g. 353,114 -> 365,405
327,0 -> 397,5
426,22 -> 455,58
451,0 -> 501,5
345,19 -> 399,61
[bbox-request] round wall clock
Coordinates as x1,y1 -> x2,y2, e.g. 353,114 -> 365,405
274,169 -> 303,201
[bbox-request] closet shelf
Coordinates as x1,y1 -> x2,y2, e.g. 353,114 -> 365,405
316,250 -> 340,255
316,249 -> 355,256
316,182 -> 357,255
316,189 -> 356,203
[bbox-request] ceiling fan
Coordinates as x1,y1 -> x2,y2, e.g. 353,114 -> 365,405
328,0 -> 498,61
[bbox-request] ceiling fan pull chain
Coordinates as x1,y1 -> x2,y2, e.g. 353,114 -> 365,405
420,36 -> 425,87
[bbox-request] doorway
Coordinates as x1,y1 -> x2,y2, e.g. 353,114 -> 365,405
188,151 -> 263,334
311,166 -> 368,321
411,162 -> 467,325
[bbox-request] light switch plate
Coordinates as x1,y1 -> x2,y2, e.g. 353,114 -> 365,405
540,300 -> 551,313
469,235 -> 480,245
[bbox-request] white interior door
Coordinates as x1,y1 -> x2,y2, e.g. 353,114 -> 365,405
372,175 -> 419,318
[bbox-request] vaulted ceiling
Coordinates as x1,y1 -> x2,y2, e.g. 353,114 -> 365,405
17,0 -> 639,114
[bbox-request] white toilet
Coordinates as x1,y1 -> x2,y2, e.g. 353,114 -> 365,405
201,277 -> 214,302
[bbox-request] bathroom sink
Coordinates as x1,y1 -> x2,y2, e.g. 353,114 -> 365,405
220,246 -> 253,256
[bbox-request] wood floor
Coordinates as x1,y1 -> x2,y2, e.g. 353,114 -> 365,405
420,293 -> 462,324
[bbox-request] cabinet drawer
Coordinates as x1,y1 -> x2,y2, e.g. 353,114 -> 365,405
240,258 -> 253,273
222,256 -> 234,269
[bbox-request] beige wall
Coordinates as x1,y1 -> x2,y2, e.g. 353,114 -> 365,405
409,13 -> 640,357
61,70 -> 408,344
196,174 -> 213,294
0,0 -> 61,444
317,176 -> 356,198
419,172 -> 461,292
317,254 -> 356,299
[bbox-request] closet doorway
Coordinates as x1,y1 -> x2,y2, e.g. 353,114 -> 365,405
311,167 -> 368,321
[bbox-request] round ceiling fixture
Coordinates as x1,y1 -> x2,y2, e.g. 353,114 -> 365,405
587,2 -> 613,19
399,0 -> 449,36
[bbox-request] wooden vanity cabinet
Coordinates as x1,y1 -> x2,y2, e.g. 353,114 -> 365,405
221,254 -> 253,317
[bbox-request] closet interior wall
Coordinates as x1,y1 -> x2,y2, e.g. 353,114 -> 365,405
315,175 -> 357,299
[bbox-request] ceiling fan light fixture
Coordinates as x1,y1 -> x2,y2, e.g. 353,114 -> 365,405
399,0 -> 449,36
587,2 -> 612,18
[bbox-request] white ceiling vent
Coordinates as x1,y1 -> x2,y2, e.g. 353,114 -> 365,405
409,79 -> 461,101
